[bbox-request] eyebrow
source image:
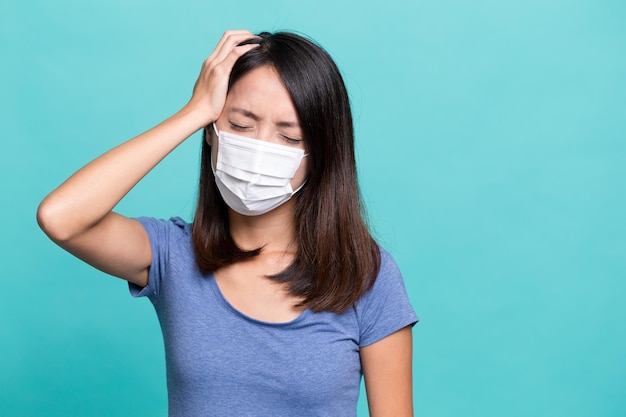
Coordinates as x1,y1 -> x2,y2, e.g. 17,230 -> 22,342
229,107 -> 300,128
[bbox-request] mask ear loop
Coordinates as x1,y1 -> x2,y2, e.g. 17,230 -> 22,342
292,178 -> 307,195
209,123 -> 220,175
293,148 -> 308,194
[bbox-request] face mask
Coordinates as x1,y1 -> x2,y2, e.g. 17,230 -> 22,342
211,123 -> 307,216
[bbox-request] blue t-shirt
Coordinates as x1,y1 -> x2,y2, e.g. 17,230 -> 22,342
130,217 -> 418,417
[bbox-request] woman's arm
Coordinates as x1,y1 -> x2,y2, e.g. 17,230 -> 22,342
37,30 -> 259,286
361,326 -> 414,417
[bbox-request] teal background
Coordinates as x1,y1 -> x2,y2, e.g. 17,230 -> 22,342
2,0 -> 625,416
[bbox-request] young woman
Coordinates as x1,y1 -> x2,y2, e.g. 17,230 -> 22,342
37,30 -> 418,417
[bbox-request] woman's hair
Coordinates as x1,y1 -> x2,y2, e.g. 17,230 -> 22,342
192,31 -> 380,314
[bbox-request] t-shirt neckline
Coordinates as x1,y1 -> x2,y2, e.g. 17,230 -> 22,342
207,273 -> 311,328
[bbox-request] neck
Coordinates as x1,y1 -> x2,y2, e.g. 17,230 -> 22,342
228,200 -> 298,254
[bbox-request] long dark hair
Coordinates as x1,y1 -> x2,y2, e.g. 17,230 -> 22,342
192,31 -> 380,314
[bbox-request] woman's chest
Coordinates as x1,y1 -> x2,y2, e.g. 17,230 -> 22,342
155,275 -> 363,407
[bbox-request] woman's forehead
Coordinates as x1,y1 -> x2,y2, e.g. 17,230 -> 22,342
226,66 -> 299,125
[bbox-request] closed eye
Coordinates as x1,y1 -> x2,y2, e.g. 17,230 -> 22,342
281,135 -> 303,145
229,122 -> 251,131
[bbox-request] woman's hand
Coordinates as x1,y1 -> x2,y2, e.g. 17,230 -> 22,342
185,30 -> 260,125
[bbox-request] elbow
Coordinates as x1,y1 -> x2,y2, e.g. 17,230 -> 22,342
36,197 -> 78,243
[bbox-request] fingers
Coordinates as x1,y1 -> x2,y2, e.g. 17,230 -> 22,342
211,42 -> 258,76
199,30 -> 260,87
204,30 -> 260,68
198,30 -> 259,90
187,30 -> 261,124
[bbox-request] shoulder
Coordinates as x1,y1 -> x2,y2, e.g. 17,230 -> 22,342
136,216 -> 191,241
354,245 -> 418,347
128,216 -> 195,300
378,246 -> 402,280
366,246 -> 407,300
135,216 -> 194,264
137,216 -> 190,231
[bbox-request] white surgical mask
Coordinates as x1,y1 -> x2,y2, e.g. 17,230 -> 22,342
211,123 -> 307,216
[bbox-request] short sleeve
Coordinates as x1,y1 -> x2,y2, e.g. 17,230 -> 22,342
355,248 -> 418,347
128,216 -> 189,303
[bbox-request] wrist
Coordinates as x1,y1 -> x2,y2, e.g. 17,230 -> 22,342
178,101 -> 218,129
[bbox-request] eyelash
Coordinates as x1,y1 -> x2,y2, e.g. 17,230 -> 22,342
229,122 -> 302,145
229,123 -> 249,131
282,135 -> 302,145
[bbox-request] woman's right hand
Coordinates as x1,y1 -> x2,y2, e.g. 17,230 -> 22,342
185,30 -> 260,125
